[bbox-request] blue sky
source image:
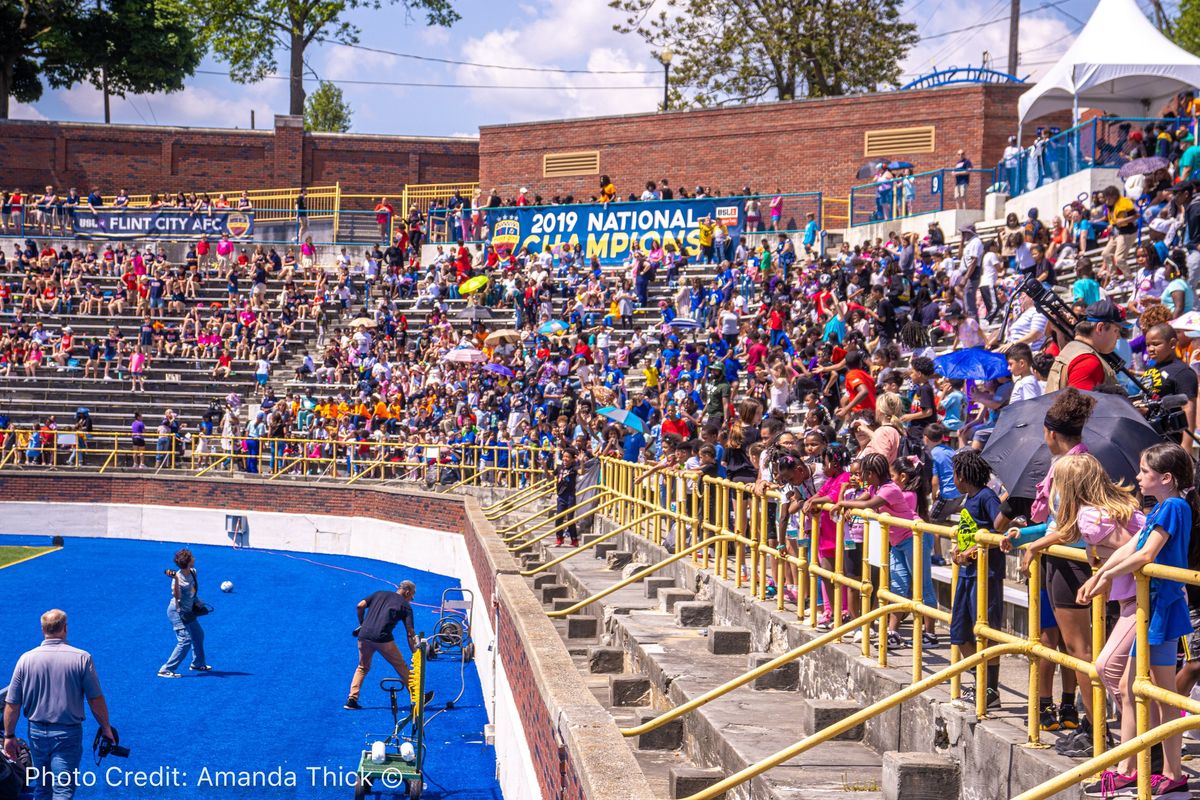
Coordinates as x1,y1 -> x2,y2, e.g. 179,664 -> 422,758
11,0 -> 1143,136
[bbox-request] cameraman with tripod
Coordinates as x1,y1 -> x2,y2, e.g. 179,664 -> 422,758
3,609 -> 116,800
1044,299 -> 1128,392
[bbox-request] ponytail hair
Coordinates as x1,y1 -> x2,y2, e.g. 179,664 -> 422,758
892,454 -> 929,518
1141,442 -> 1200,570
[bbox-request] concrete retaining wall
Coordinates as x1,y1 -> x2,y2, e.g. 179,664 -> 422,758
0,474 -> 652,800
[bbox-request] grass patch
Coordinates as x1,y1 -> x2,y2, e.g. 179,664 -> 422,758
0,545 -> 54,569
841,774 -> 882,792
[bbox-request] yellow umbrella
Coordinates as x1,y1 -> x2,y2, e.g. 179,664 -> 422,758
485,329 -> 522,346
459,275 -> 489,295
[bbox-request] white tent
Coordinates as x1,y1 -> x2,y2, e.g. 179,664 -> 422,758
1018,0 -> 1200,125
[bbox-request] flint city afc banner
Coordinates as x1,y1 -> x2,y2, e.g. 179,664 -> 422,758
69,208 -> 255,241
489,198 -> 741,265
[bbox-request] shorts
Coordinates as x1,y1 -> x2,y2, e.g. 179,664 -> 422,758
255,374 -> 268,386
844,542 -> 863,580
950,572 -> 1004,645
1039,586 -> 1058,630
954,183 -> 967,199
930,496 -> 964,521
1187,605 -> 1200,662
1045,555 -> 1090,609
1130,640 -> 1180,668
132,437 -> 146,448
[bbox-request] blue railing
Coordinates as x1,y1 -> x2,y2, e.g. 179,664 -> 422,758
999,116 -> 1185,199
849,168 -> 995,227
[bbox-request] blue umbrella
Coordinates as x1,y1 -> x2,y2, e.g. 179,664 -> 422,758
597,406 -> 645,432
667,317 -> 703,329
934,347 -> 1010,381
483,363 -> 514,378
889,160 -> 914,170
538,320 -> 569,335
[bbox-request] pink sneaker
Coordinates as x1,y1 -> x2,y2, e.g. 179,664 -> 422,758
783,586 -> 797,603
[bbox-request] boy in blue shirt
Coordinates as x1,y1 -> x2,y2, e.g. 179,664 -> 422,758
923,422 -> 961,566
948,450 -> 1004,710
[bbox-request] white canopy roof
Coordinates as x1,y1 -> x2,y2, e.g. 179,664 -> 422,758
1018,0 -> 1200,124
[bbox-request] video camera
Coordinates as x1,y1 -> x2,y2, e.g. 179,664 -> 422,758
1013,278 -> 1189,440
93,727 -> 129,762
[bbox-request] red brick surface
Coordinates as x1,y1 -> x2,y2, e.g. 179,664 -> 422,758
479,84 -> 1068,208
0,117 -> 478,196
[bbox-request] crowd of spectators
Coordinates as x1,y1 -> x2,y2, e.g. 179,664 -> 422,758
10,156 -> 1200,791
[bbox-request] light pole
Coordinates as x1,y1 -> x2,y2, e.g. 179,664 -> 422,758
659,49 -> 673,111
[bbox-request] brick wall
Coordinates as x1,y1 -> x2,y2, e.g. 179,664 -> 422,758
0,116 -> 479,196
0,473 -> 467,532
479,84 -> 1068,207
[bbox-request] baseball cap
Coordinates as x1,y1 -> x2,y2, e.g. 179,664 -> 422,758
958,223 -> 977,235
1170,180 -> 1198,193
1149,218 -> 1173,235
1085,298 -> 1132,329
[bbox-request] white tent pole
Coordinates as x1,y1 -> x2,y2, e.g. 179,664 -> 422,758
1072,93 -> 1079,124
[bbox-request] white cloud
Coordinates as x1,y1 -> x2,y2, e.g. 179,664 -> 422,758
454,0 -> 660,124
56,80 -> 284,129
9,102 -> 47,121
419,27 -> 451,47
900,3 -> 1076,84
323,45 -> 400,81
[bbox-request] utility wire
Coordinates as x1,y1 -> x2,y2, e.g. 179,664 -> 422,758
193,68 -> 654,90
313,37 -> 660,75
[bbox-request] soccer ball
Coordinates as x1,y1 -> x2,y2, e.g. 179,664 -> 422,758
220,581 -> 234,593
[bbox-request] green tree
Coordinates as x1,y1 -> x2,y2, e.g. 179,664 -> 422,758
189,0 -> 459,116
1173,0 -> 1200,55
42,0 -> 204,123
304,80 -> 352,131
0,0 -> 78,119
611,0 -> 918,105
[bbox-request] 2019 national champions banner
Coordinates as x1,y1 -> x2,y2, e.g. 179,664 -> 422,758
69,208 -> 255,241
488,198 -> 742,265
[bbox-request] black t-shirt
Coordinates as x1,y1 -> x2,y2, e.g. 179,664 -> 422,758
907,382 -> 936,437
556,464 -> 578,498
875,298 -> 898,339
358,591 -> 413,643
1145,357 -> 1199,400
1186,198 -> 1200,248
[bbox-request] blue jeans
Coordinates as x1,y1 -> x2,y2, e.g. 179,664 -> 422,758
889,534 -> 937,610
27,722 -> 82,800
161,600 -> 207,672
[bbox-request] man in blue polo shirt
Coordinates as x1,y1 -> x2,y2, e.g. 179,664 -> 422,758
5,609 -> 116,800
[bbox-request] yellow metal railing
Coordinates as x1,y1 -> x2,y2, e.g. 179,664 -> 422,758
822,195 -> 850,228
101,185 -> 340,224
501,456 -> 1200,800
0,430 -> 552,490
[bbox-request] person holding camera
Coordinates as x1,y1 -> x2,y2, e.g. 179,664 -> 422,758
3,609 -> 115,800
157,548 -> 211,678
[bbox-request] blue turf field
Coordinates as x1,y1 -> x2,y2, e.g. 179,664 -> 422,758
0,535 -> 502,800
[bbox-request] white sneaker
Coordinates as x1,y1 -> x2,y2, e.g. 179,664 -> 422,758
157,669 -> 181,678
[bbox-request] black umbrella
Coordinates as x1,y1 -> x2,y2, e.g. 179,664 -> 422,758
455,305 -> 494,322
856,161 -> 884,180
981,390 -> 1161,498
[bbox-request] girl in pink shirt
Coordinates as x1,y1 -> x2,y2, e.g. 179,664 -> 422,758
835,452 -> 921,648
804,445 -> 851,628
1053,454 -> 1143,792
129,345 -> 147,392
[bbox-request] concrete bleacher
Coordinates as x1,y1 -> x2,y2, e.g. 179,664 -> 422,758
0,237 -> 326,432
